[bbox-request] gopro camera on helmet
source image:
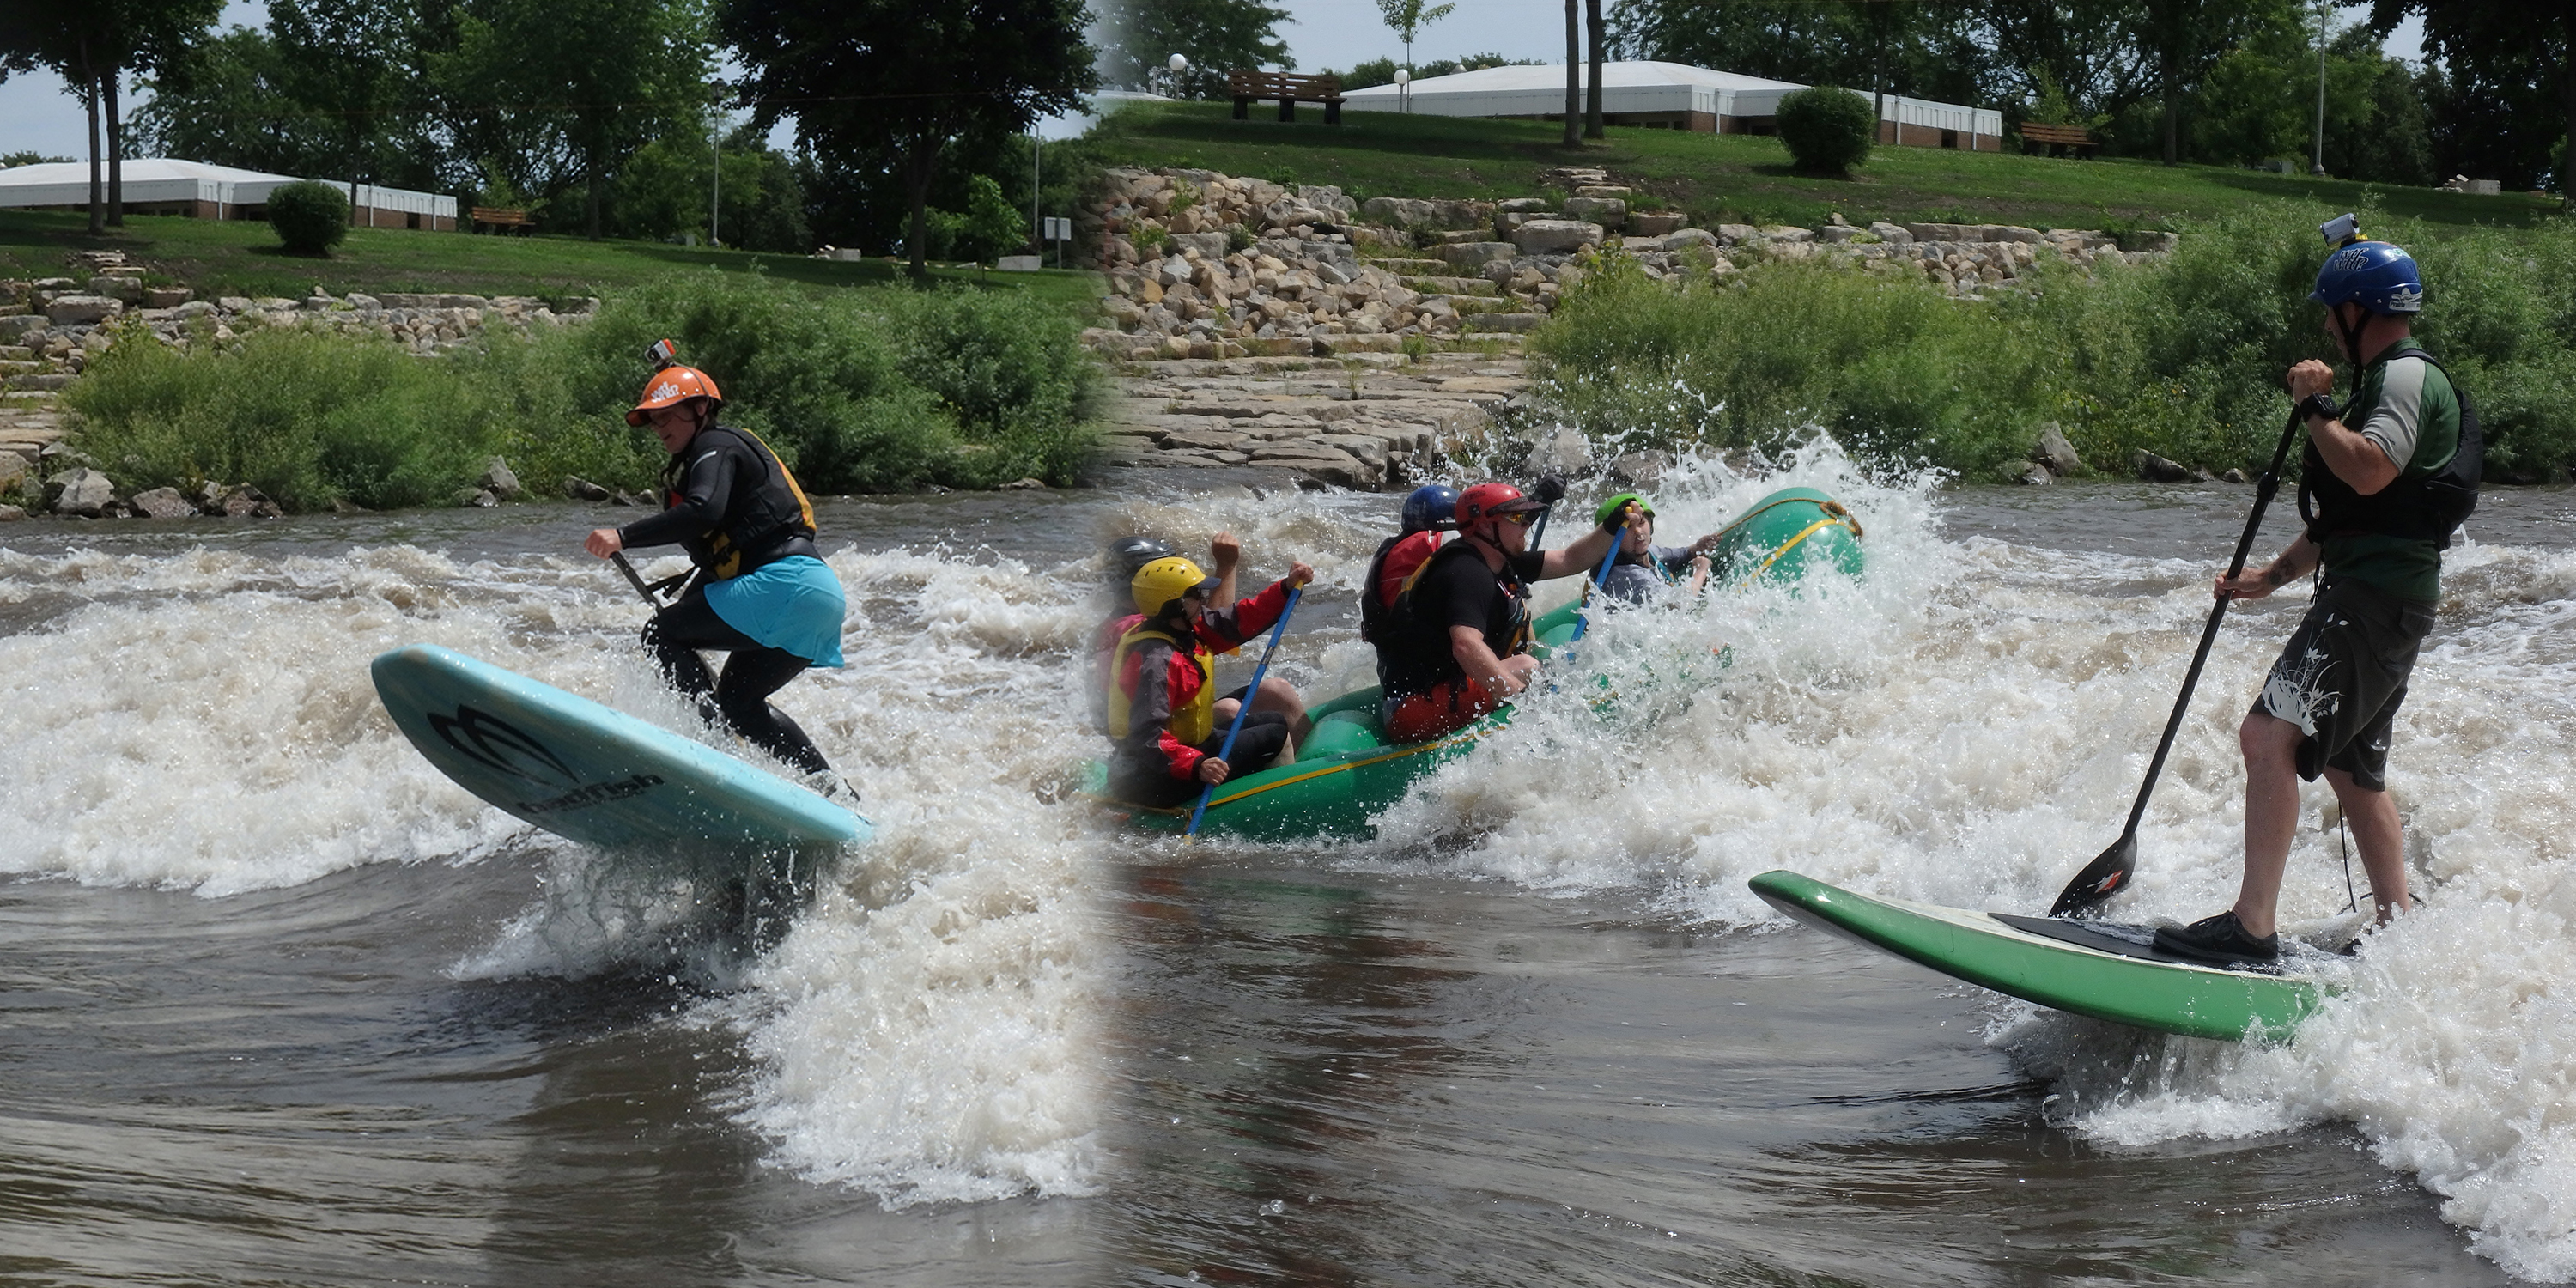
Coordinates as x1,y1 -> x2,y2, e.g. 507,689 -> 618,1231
645,337 -> 680,370
2318,213 -> 2360,246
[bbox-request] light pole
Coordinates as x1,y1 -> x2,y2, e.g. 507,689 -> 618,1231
1167,51 -> 1189,96
708,80 -> 725,246
2311,0 -> 2329,177
1395,67 -> 1411,114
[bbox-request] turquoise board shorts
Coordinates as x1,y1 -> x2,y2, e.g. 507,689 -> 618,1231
704,554 -> 848,667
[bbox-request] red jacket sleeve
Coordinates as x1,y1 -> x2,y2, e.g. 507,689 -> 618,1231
1188,579 -> 1292,653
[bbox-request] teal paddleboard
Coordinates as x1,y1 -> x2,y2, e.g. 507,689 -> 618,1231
372,643 -> 868,851
1749,870 -> 2325,1042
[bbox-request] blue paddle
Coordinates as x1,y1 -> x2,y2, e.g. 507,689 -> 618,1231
1566,519 -> 1627,645
1186,585 -> 1303,838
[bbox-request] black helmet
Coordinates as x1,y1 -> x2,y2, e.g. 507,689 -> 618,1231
1108,535 -> 1176,581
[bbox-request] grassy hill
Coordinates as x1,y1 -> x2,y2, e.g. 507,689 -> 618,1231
1086,101 -> 2561,235
0,209 -> 1100,309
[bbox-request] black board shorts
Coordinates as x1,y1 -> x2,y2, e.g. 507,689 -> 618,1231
2249,577 -> 2436,792
1109,713 -> 1292,809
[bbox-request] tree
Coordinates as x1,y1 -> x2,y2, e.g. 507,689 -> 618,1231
2372,0 -> 2572,198
1563,0 -> 1580,148
721,0 -> 1095,276
440,0 -> 710,239
1099,0 -> 1290,98
0,1 -> 225,234
1611,0 -> 1988,111
1585,0 -> 1605,138
1375,0 -> 1453,75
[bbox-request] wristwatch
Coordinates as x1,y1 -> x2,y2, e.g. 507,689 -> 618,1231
2295,392 -> 2341,427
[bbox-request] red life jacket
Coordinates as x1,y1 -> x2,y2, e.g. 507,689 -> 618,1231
1359,530 -> 1449,644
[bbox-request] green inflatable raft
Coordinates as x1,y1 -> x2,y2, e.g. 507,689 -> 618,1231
1088,486 -> 1864,842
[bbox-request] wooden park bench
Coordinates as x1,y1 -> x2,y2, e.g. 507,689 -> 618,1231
2018,123 -> 2098,158
471,206 -> 533,234
1230,70 -> 1345,125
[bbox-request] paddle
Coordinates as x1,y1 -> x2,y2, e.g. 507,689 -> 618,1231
2049,407 -> 2308,918
609,551 -> 661,608
1565,515 -> 1627,645
1185,585 -> 1303,839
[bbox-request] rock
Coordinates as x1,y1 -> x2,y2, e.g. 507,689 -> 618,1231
0,314 -> 46,340
1296,185 -> 1357,217
2221,468 -> 2248,483
454,487 -> 500,507
1626,213 -> 1684,237
1001,477 -> 1048,489
2034,423 -> 2080,476
1522,425 -> 1592,476
143,287 -> 193,308
2016,462 -> 2054,486
1361,197 -> 1434,227
0,453 -> 26,491
1440,242 -> 1517,269
1167,231 -> 1229,259
217,485 -> 283,518
1757,225 -> 1815,244
1498,197 -> 1553,214
1513,220 -> 1604,254
44,295 -> 123,325
1559,197 -> 1627,228
128,486 -> 196,519
171,300 -> 216,319
0,505 -> 21,522
1714,223 -> 1762,245
614,489 -> 653,507
2134,451 -> 2195,483
563,476 -> 614,502
1461,312 -> 1548,333
1607,449 -> 1669,488
44,466 -> 115,517
476,456 -> 523,500
1662,228 -> 1719,252
89,276 -> 145,302
1815,225 -> 1861,243
1261,198 -> 1330,229
1868,222 -> 1913,245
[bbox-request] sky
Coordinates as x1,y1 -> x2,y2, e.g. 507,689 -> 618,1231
0,1 -> 2429,165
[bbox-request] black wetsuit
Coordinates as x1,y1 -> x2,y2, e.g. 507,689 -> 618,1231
617,423 -> 832,776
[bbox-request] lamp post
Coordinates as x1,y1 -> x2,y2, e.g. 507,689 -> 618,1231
2311,0 -> 2330,177
1167,51 -> 1189,96
708,80 -> 725,246
1395,67 -> 1411,114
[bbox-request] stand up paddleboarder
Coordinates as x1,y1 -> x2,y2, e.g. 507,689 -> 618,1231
581,342 -> 854,798
2156,216 -> 2477,964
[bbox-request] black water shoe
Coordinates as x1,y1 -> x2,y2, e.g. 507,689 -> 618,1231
2152,911 -> 2279,965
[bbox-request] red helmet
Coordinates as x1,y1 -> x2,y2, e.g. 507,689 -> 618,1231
1455,482 -> 1545,538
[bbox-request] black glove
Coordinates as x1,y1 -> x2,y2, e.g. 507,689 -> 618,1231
2294,392 -> 2341,427
1530,474 -> 1567,506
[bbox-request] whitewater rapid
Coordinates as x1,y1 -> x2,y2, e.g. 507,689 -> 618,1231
3,459 -> 2572,1276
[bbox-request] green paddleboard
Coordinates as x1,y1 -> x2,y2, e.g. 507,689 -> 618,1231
1749,870 -> 2327,1042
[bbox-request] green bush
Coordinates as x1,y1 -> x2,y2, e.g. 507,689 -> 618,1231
1774,87 -> 1876,176
1529,206 -> 2576,483
265,180 -> 349,256
926,173 -> 1029,264
65,272 -> 1104,510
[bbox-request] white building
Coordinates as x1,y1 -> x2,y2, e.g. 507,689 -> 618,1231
1345,61 -> 2003,152
0,158 -> 458,230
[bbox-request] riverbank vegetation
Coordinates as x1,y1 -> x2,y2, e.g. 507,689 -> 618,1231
1531,205 -> 2576,482
64,273 -> 1103,511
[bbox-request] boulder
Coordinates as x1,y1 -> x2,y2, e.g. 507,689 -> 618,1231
0,314 -> 46,340
1513,220 -> 1603,255
1627,212 -> 1684,237
564,476 -> 614,502
1261,198 -> 1331,229
1498,197 -> 1554,214
44,466 -> 115,517
1715,223 -> 1762,245
143,287 -> 193,309
2016,462 -> 2054,486
1868,222 -> 1914,245
1361,197 -> 1435,227
1662,228 -> 1720,252
1461,312 -> 1548,333
1607,449 -> 1669,488
1167,231 -> 1230,260
89,276 -> 144,302
0,453 -> 26,491
1560,196 -> 1627,228
2134,450 -> 2195,483
1522,425 -> 1591,476
217,485 -> 283,518
129,486 -> 196,519
0,505 -> 21,522
44,295 -> 123,325
1440,241 -> 1517,269
1296,185 -> 1357,217
2034,424 -> 2080,476
477,456 -> 523,500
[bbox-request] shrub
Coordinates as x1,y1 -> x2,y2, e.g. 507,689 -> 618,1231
265,180 -> 349,256
65,272 -> 1105,510
926,173 -> 1026,264
1775,87 -> 1876,176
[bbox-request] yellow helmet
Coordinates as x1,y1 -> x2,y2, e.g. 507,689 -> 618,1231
1131,556 -> 1208,616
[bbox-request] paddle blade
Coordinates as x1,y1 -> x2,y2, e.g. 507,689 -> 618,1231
2050,834 -> 2136,918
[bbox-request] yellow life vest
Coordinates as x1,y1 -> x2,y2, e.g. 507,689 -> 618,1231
1104,623 -> 1215,746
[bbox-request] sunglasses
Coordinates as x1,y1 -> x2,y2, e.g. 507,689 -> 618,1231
1495,510 -> 1537,527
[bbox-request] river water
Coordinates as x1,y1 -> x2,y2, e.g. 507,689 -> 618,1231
3,457 -> 2570,1285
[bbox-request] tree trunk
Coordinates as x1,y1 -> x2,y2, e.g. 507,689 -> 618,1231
81,42 -> 103,236
106,70 -> 124,228
1562,0 -> 1580,148
1583,0 -> 1604,139
2160,68 -> 2178,166
587,165 -> 603,240
904,142 -> 939,278
2561,23 -> 2575,212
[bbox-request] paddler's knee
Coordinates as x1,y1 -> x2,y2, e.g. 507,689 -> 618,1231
2239,709 -> 2303,765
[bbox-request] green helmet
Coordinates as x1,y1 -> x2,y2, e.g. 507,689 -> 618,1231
1594,492 -> 1654,526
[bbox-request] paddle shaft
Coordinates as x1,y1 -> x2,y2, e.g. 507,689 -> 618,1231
2111,408 -> 2307,841
1566,522 -> 1626,645
610,551 -> 660,608
1186,585 -> 1303,838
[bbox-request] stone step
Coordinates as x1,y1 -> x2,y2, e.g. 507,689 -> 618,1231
1363,257 -> 1447,275
0,346 -> 33,361
5,374 -> 73,392
1,391 -> 58,405
0,360 -> 45,376
1404,276 -> 1501,297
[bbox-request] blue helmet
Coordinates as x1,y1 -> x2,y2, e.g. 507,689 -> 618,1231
1400,483 -> 1459,534
2311,240 -> 2424,315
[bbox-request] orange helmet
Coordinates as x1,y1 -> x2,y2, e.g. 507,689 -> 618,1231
627,364 -> 723,426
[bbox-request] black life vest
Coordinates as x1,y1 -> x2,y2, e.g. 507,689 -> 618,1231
660,424 -> 819,579
1358,530 -> 1449,645
2296,346 -> 2481,550
1387,537 -> 1531,663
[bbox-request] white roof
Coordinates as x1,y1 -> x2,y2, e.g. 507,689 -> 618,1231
0,157 -> 455,216
1345,59 -> 1998,134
